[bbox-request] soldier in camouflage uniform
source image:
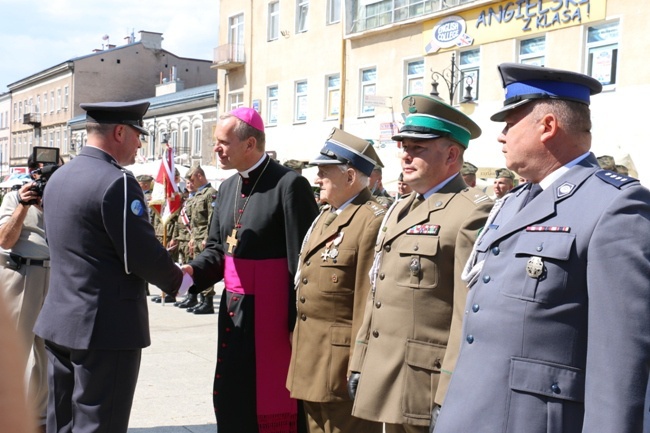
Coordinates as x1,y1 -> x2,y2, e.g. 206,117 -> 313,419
369,166 -> 395,209
151,168 -> 182,304
171,175 -> 197,308
184,166 -> 217,315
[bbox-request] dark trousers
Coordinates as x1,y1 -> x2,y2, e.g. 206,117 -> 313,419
45,340 -> 142,433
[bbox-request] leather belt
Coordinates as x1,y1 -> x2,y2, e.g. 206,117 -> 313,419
0,252 -> 50,269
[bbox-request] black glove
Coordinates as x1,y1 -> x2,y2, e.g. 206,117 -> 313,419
429,404 -> 441,433
347,372 -> 360,400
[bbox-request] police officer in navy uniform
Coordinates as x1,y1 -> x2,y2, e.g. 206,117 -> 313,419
434,64 -> 650,433
35,101 -> 185,433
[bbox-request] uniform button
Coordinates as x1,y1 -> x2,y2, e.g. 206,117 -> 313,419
225,327 -> 231,332
232,296 -> 239,301
551,383 -> 561,394
379,273 -> 385,280
384,244 -> 391,252
482,275 -> 491,283
466,335 -> 474,344
331,274 -> 338,283
491,246 -> 500,255
306,260 -> 311,266
375,301 -> 382,308
372,330 -> 379,338
472,304 -> 480,313
302,277 -> 308,284
229,311 -> 234,317
413,245 -> 419,251
536,245 -> 543,252
300,314 -> 307,321
300,296 -> 305,303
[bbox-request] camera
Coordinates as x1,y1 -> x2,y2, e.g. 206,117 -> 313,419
28,146 -> 60,204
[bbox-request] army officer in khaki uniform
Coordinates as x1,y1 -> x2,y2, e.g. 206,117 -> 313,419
287,128 -> 384,433
348,94 -> 492,433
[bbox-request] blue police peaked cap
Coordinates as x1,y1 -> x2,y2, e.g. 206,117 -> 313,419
81,101 -> 150,135
491,63 -> 602,122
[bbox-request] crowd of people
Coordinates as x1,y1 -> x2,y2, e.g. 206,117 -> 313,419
1,61 -> 650,433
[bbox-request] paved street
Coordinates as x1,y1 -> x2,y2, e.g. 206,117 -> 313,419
127,284 -> 222,433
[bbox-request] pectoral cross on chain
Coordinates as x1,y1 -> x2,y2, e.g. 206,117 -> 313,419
226,229 -> 238,254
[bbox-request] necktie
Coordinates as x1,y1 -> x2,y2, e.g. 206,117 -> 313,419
522,183 -> 543,208
410,194 -> 425,211
321,211 -> 337,233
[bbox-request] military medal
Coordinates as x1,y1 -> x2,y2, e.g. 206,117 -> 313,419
329,232 -> 343,259
526,256 -> 544,278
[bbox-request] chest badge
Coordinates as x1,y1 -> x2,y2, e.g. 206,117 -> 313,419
526,256 -> 544,279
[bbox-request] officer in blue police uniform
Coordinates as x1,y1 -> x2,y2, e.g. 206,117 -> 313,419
434,64 -> 650,433
35,101 -> 184,433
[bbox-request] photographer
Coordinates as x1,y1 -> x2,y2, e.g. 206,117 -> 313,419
0,152 -> 58,432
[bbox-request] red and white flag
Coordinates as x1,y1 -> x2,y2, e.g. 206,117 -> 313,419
149,145 -> 182,224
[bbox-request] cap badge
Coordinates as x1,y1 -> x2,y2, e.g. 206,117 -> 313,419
408,96 -> 417,113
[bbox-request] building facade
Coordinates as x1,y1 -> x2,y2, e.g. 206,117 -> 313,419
7,31 -> 215,170
214,0 -> 650,186
0,93 -> 10,177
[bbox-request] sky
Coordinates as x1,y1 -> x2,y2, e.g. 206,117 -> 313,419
0,0 -> 219,92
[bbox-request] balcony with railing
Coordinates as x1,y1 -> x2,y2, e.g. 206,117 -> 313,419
212,44 -> 246,70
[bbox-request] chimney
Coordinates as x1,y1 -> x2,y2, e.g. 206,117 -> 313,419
139,31 -> 163,50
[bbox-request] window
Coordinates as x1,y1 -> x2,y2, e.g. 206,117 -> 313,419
360,67 -> 377,116
181,127 -> 190,155
43,93 -> 48,115
36,95 -> 40,113
325,74 -> 340,119
229,93 -> 244,111
170,130 -> 178,152
459,49 -> 480,103
587,21 -> 619,87
28,98 -> 33,113
229,13 -> 245,59
296,0 -> 309,33
327,0 -> 341,24
50,91 -> 54,113
267,86 -> 279,126
405,59 -> 424,94
294,80 -> 308,122
519,36 -> 546,66
18,101 -> 22,119
56,89 -> 62,111
49,131 -> 54,147
193,126 -> 202,155
64,86 -> 69,108
13,103 -> 17,122
268,1 -> 280,41
63,130 -> 68,153
55,131 -> 61,148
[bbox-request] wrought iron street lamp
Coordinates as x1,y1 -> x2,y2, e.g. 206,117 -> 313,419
429,53 -> 476,115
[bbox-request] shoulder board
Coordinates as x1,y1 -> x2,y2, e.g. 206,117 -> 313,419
461,187 -> 491,205
596,170 -> 638,189
365,201 -> 386,216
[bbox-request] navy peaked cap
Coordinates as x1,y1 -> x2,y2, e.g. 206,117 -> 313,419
81,101 -> 150,135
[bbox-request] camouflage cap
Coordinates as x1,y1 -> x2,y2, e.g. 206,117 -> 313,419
597,155 -> 616,171
460,162 -> 478,175
283,159 -> 305,170
136,174 -> 153,182
495,168 -> 515,180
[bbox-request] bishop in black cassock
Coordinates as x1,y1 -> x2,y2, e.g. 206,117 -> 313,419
187,107 -> 318,433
